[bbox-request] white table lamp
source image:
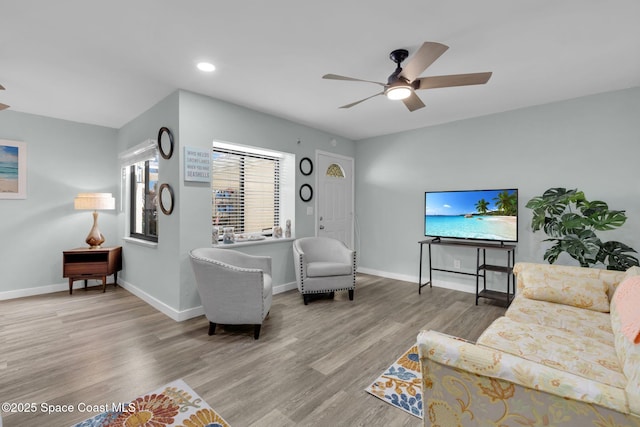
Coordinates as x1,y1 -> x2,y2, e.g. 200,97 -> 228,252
74,193 -> 115,248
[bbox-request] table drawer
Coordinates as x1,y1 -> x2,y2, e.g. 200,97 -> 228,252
64,262 -> 108,276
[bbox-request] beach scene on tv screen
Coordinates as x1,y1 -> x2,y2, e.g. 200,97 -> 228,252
425,189 -> 518,241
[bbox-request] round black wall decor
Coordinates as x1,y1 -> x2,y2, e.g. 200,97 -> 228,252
299,157 -> 313,176
299,184 -> 313,202
157,127 -> 174,159
159,183 -> 175,215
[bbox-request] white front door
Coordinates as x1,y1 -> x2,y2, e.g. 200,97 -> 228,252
316,151 -> 354,249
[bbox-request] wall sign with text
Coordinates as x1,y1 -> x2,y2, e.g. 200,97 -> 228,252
184,146 -> 211,182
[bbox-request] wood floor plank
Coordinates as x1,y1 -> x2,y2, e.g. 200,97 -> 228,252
0,274 -> 505,426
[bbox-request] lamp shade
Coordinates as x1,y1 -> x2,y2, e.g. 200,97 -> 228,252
74,193 -> 115,210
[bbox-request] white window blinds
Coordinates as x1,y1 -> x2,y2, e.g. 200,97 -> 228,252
212,142 -> 293,236
212,147 -> 280,234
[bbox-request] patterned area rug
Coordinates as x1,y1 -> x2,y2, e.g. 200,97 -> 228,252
365,345 -> 423,418
72,379 -> 230,427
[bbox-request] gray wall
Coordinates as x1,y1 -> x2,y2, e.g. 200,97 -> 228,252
0,90 -> 355,317
115,91 -> 182,309
355,87 -> 640,293
0,111 -> 118,294
2,86 -> 638,313
115,90 -> 356,315
175,90 -> 355,311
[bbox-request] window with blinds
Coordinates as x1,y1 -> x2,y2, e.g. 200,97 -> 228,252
212,147 -> 280,234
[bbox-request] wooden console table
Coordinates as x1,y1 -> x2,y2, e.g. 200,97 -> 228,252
418,238 -> 515,306
63,246 -> 122,294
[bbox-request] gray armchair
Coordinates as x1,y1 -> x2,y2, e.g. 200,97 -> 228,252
293,237 -> 356,305
189,247 -> 272,339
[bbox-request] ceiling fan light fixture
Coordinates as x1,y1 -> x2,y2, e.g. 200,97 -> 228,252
386,84 -> 412,100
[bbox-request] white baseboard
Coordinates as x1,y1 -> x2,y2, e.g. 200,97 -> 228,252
0,280 -> 118,300
273,281 -> 297,295
119,280 -> 298,322
2,271 -> 469,322
0,282 -> 66,300
356,266 -> 476,294
116,279 -> 202,322
0,278 -> 298,321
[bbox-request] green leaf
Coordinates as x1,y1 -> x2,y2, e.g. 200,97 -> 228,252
586,210 -> 627,231
526,188 -> 574,216
559,212 -> 586,232
542,217 -> 563,237
524,196 -> 545,210
543,241 -> 563,264
558,232 -> 600,267
526,187 -> 634,269
570,191 -> 587,207
529,208 -> 547,232
579,200 -> 609,217
597,241 -> 639,271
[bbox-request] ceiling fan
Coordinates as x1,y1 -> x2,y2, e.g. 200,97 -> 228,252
323,42 -> 492,112
0,84 -> 9,111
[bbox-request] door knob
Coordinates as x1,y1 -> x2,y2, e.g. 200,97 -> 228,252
319,225 -> 325,230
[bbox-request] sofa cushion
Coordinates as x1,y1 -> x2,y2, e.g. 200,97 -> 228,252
611,277 -> 640,415
477,317 -> 626,389
306,261 -> 352,278
519,268 -> 610,312
506,295 -> 614,347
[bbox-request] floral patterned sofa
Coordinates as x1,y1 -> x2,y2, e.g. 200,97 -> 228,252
417,262 -> 640,426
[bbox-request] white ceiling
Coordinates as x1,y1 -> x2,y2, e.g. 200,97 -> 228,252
2,1 -> 639,141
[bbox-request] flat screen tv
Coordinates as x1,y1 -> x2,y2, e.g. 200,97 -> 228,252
425,189 -> 518,243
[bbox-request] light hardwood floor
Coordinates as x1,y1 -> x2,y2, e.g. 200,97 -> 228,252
0,274 -> 506,426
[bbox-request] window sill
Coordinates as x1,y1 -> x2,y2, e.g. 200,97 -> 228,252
215,237 -> 294,249
123,236 -> 158,248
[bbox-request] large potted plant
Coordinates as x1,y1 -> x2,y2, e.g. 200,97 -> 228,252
526,187 -> 639,271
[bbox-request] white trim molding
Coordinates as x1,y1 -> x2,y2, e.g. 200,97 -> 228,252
356,266 -> 476,294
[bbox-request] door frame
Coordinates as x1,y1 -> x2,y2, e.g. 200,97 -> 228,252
315,150 -> 355,249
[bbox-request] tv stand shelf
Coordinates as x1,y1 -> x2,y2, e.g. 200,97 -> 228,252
418,238 -> 515,306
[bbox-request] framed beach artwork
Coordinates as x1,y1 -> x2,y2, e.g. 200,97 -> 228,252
0,139 -> 27,199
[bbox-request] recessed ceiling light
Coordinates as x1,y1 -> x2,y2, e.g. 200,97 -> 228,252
197,62 -> 216,72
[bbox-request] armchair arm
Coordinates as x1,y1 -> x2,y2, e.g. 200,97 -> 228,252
417,330 -> 632,425
332,241 -> 356,266
293,239 -> 307,282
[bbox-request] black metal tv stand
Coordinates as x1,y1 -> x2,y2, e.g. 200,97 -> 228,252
418,238 -> 516,306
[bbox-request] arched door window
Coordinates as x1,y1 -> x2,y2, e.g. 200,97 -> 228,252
326,163 -> 345,178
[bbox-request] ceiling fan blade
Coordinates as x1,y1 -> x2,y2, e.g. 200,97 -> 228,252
400,42 -> 449,82
0,84 -> 5,90
339,92 -> 384,109
0,103 -> 9,111
323,74 -> 385,87
402,91 -> 426,112
415,72 -> 492,90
